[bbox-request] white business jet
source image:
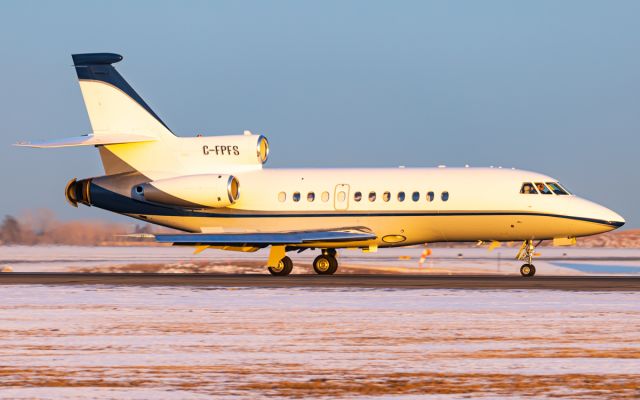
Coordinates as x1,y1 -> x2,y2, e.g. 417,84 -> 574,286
18,53 -> 625,277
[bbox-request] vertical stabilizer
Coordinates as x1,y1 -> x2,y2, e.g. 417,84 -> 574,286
72,53 -> 174,139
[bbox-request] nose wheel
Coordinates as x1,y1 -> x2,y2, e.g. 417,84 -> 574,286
313,250 -> 338,275
520,263 -> 536,277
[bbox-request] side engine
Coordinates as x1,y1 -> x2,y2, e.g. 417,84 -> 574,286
134,174 -> 240,208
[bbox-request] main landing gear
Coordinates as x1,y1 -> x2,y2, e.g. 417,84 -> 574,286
313,249 -> 338,275
517,239 -> 540,277
266,248 -> 339,276
268,256 -> 293,276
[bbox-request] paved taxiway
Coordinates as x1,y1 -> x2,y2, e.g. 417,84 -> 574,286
0,273 -> 639,290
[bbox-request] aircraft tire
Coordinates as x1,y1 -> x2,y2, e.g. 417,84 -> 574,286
520,263 -> 536,277
268,256 -> 293,276
313,255 -> 338,275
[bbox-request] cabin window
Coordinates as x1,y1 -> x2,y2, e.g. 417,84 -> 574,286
398,192 -> 405,202
412,191 -> 420,202
307,192 -> 315,202
383,191 -> 391,202
293,192 -> 301,202
535,182 -> 552,195
369,191 -> 376,202
520,183 -> 538,194
354,191 -> 362,202
278,192 -> 286,202
546,182 -> 569,195
337,191 -> 346,202
441,191 -> 449,201
321,191 -> 330,202
426,191 -> 434,202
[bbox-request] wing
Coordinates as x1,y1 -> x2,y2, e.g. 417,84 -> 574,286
155,228 -> 376,247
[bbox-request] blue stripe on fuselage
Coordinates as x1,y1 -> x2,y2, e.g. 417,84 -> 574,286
88,183 -> 624,227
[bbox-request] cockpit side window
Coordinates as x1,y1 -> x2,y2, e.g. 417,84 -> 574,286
520,182 -> 538,194
557,182 -> 571,195
535,182 -> 552,195
546,182 -> 569,195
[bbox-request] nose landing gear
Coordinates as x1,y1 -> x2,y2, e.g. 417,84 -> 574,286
520,263 -> 536,277
313,249 -> 338,275
516,239 -> 541,277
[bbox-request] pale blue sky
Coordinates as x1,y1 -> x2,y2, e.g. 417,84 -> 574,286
1,1 -> 638,226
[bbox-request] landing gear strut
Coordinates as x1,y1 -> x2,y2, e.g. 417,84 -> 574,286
313,249 -> 338,275
517,239 -> 539,277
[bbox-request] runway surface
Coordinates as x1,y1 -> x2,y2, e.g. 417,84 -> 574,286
0,273 -> 639,290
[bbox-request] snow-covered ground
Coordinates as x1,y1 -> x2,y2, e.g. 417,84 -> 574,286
2,245 -> 640,275
0,286 -> 638,398
1,246 -> 639,398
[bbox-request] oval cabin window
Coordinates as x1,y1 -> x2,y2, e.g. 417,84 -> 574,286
426,191 -> 434,202
398,192 -> 405,202
412,191 -> 420,201
441,191 -> 449,201
337,191 -> 346,202
369,192 -> 376,202
293,192 -> 301,202
354,191 -> 362,202
383,191 -> 391,202
278,192 -> 286,202
321,191 -> 330,202
307,192 -> 315,202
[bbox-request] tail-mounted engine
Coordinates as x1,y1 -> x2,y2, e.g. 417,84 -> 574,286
133,174 -> 240,208
65,178 -> 92,207
197,134 -> 269,166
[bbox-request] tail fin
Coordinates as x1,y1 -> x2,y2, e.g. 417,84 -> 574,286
72,53 -> 174,139
18,53 -> 178,178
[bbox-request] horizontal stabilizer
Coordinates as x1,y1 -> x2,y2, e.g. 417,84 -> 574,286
15,133 -> 158,148
155,229 -> 377,246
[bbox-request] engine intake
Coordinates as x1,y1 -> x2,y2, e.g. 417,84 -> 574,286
135,174 -> 240,208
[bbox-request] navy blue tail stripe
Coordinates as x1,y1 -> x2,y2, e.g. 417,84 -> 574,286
72,53 -> 173,134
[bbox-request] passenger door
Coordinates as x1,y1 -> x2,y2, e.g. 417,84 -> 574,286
334,184 -> 350,210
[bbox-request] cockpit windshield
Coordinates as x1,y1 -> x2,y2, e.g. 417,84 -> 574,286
557,182 -> 571,194
535,182 -> 552,195
546,182 -> 569,195
520,181 -> 571,195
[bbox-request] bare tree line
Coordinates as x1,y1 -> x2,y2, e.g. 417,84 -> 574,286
0,209 -> 168,246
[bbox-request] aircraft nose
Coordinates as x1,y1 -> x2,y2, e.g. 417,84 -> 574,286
602,210 -> 626,228
609,210 -> 626,228
572,197 -> 625,230
594,203 -> 625,228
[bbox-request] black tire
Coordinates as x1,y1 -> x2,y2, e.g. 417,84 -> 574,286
268,256 -> 293,276
520,263 -> 536,277
313,254 -> 338,275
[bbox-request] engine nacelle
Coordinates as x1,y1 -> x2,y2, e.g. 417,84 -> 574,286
134,174 -> 240,208
65,177 -> 92,207
197,134 -> 269,166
